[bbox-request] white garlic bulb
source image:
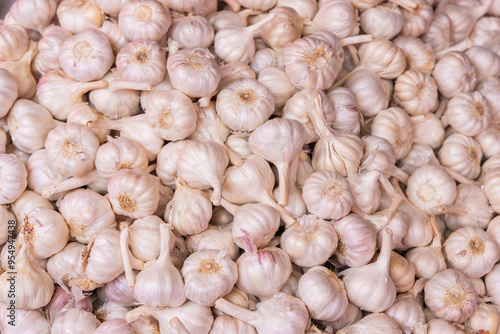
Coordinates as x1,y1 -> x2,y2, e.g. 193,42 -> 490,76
93,319 -> 135,334
371,107 -> 413,160
187,224 -> 239,261
260,6 -> 302,51
209,315 -> 257,334
432,51 -> 477,99
95,300 -> 131,322
360,3 -> 404,40
400,0 -> 433,37
118,0 -> 171,42
444,91 -> 490,137
156,140 -> 190,189
57,0 -> 104,34
99,20 -> 128,56
322,302 -> 363,332
95,136 -> 148,179
297,266 -> 348,321
304,0 -> 358,38
438,133 -> 482,180
281,215 -> 338,267
486,264 -> 500,305
0,303 -> 50,334
0,154 -> 27,205
484,167 -> 500,214
0,40 -> 37,99
326,87 -> 361,134
58,28 -> 114,82
344,70 -> 391,118
394,69 -> 438,116
250,48 -> 283,74
125,216 -> 164,263
443,184 -> 492,231
10,0 -> 57,33
102,272 -> 138,307
66,103 -> 109,144
85,229 -> 124,284
116,40 -> 166,84
51,309 -> 101,334
0,68 -> 18,118
465,302 -> 500,334
26,150 -> 66,201
168,14 -> 214,49
411,114 -> 445,149
424,269 -> 478,323
46,242 -> 86,295
466,46 -> 500,81
393,35 -> 435,75
257,67 -> 295,110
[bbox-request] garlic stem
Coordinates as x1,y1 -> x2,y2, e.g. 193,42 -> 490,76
346,45 -> 360,66
125,305 -> 155,323
246,13 -> 277,37
107,80 -> 152,91
119,224 -> 136,288
146,164 -> 157,174
214,298 -> 259,324
220,197 -> 239,215
410,277 -> 427,297
378,173 -> 398,199
379,228 -> 394,271
429,215 -> 441,241
444,167 -> 480,186
385,194 -> 404,224
236,230 -> 258,256
225,146 -> 244,166
158,224 -> 172,264
79,80 -> 108,93
278,162 -> 291,206
223,0 -> 241,12
434,98 -> 448,119
392,167 -> 409,184
41,169 -> 101,197
339,34 -> 373,47
436,38 -> 474,59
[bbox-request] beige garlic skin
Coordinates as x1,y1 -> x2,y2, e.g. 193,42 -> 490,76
108,168 -> 160,219
360,3 -> 403,40
465,302 -> 500,334
280,215 -> 338,267
156,140 -> 190,189
118,0 -> 171,42
0,69 -> 18,118
438,133 -> 482,180
116,40 -> 166,85
411,114 -> 445,149
393,36 -> 435,75
258,67 -> 296,110
371,107 -> 413,160
394,69 -> 438,116
345,70 -> 391,118
445,91 -> 490,137
400,0 -> 433,37
45,123 -> 99,178
466,46 -> 500,81
304,0 -> 358,38
51,309 -> 101,334
389,251 -> 415,293
95,136 -> 148,179
0,153 -> 28,205
168,15 -> 214,49
10,0 -> 57,33
297,266 -> 348,322
0,24 -> 29,62
282,30 -> 344,90
216,78 -> 274,132
260,6 -> 302,51
432,51 -> 477,99
57,0 -> 104,35
424,269 -> 478,323
406,164 -> 457,215
182,250 -> 237,307
444,226 -> 499,278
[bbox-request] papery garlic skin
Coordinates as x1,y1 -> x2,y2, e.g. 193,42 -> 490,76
67,104 -> 108,143
100,20 -> 128,56
282,30 -> 344,90
51,309 -> 101,334
466,46 -> 500,80
424,269 -> 478,323
345,70 -> 391,118
297,266 -> 348,321
305,0 -> 358,38
93,319 -> 135,334
302,171 -> 353,220
360,3 -> 403,40
57,0 -> 105,35
325,88 -> 360,134
103,272 -> 139,307
0,40 -> 37,99
444,226 -> 499,278
187,224 -> 239,261
371,107 -> 413,160
85,229 -> 124,284
0,304 -> 50,334
432,51 -> 477,99
45,123 -> 99,178
58,28 -> 114,82
167,48 -> 221,98
260,6 -> 302,51
443,184 -> 492,231
0,154 -> 28,205
394,69 -> 438,116
26,150 -> 66,201
445,91 -> 491,137
116,40 -> 166,84
250,48 -> 283,74
0,69 -> 18,118
108,169 -> 160,219
118,0 -> 171,42
465,302 -> 500,334
400,0 -> 433,37
0,206 -> 13,245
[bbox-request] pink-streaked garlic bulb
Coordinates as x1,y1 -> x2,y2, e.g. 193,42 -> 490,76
282,30 -> 344,90
424,269 -> 478,323
344,70 -> 391,118
44,123 -> 99,177
444,91 -> 490,137
437,133 -> 482,180
236,232 -> 292,298
281,215 -> 338,267
0,24 -> 28,62
0,69 -> 18,118
168,14 -> 214,49
99,20 -> 128,55
176,140 -> 229,206
33,25 -> 72,76
51,309 -> 101,334
302,171 -> 354,220
145,90 -> 197,141
45,286 -> 93,324
102,272 -> 139,306
56,0 -> 105,35
393,69 -> 438,116
118,0 -> 171,42
393,36 -> 435,75
167,48 -> 221,98
297,266 -> 348,322
260,6 -> 303,51
58,28 -> 114,82
333,214 -> 377,268
360,3 -> 403,40
108,168 -> 160,219
35,69 -> 108,121
95,136 -> 148,179
370,107 -> 413,160
0,153 -> 28,205
9,0 -> 57,33
116,40 -> 166,84
304,0 -> 358,38
59,189 -> 116,244
432,51 -> 477,99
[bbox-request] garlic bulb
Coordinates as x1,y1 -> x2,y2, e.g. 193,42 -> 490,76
485,167 -> 500,214
432,51 -> 477,99
406,164 -> 457,215
102,272 -> 138,307
67,104 -> 109,144
466,46 -> 500,80
487,215 -> 500,248
45,286 -> 93,323
348,171 -> 384,215
427,319 -> 476,333
438,133 -> 482,180
36,69 -> 108,121
168,14 -> 213,49
214,293 -> 309,334
277,0 -> 317,20
94,0 -> 128,17
0,40 -> 37,99
297,266 -> 348,321
260,6 -> 302,51
218,62 -> 256,90
51,309 -> 101,334
95,300 -> 131,322
236,233 -> 292,298
0,154 -> 27,205
216,78 -> 274,132
167,48 -> 221,99
411,114 -> 445,149
249,118 -> 306,206
371,107 -> 413,160
281,215 -> 338,267
45,122 -> 99,177
282,30 -> 344,90
209,315 -> 257,334
99,20 -> 128,56
57,0 -> 104,34
304,0 -> 358,38
116,40 -> 166,84
486,264 -> 500,305
118,0 -> 170,42
476,123 -> 500,159
444,226 -> 499,278
322,302 -> 363,332
58,28 -> 114,82
345,70 -> 391,118
33,24 -> 72,75
26,150 -> 66,201
393,36 -> 435,75
187,224 -> 238,261
214,13 -> 277,64
182,250 -> 237,306
145,90 -> 197,141
0,24 -> 29,62
0,304 -> 50,334
421,14 -> 452,52
0,69 -> 17,118
326,87 -> 361,134
444,91 -> 490,137
0,206 -> 13,245
424,269 -> 478,323
108,169 -> 160,219
465,302 -> 500,334
238,0 -> 276,10
126,301 -> 213,334
10,0 -> 57,33
207,9 -> 253,32
389,251 -> 416,293
257,67 -> 295,110
477,77 -> 500,123
394,69 -> 438,116
340,228 -> 396,312
156,140 -> 190,188
0,244 -> 54,309
84,229 -> 124,284
47,242 -> 85,294
333,214 -> 377,268
360,3 -> 404,40
400,0 -> 433,37
302,171 -> 353,220
250,48 -> 283,74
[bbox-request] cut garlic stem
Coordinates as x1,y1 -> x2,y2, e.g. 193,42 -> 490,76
79,79 -> 109,92
429,215 -> 441,240
107,80 -> 152,91
339,34 -> 373,47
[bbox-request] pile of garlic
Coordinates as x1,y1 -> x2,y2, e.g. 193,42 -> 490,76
1,0 -> 500,332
